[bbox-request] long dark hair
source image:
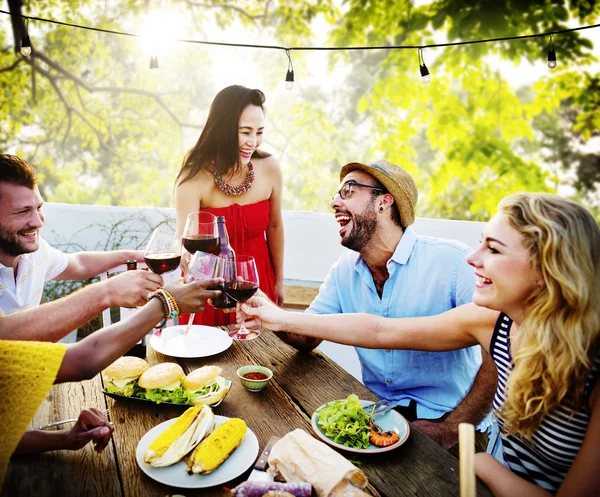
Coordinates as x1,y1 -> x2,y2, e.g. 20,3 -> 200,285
176,85 -> 271,186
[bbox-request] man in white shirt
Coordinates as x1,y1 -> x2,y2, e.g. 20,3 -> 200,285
0,154 -> 163,341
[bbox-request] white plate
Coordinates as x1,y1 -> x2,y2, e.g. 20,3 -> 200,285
149,325 -> 233,358
311,399 -> 410,454
136,415 -> 259,489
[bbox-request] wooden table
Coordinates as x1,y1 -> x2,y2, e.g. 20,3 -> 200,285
3,328 -> 493,497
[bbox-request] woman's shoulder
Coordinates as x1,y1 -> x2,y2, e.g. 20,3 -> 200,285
253,154 -> 281,172
175,167 -> 212,191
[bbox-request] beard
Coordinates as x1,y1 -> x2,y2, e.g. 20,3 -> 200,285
341,201 -> 379,252
0,224 -> 39,257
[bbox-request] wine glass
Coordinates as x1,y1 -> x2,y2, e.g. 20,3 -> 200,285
144,227 -> 182,275
182,211 -> 220,256
181,251 -> 222,336
219,255 -> 260,341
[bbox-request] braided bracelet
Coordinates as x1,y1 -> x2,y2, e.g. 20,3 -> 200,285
147,291 -> 170,329
160,288 -> 180,318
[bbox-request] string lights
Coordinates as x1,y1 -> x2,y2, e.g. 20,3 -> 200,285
418,48 -> 431,84
2,9 -> 599,86
547,34 -> 557,69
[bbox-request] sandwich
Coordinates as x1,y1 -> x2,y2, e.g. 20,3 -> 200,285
144,404 -> 215,467
103,356 -> 149,397
183,365 -> 230,406
138,362 -> 186,403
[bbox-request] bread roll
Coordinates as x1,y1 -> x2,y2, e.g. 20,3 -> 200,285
138,362 -> 184,389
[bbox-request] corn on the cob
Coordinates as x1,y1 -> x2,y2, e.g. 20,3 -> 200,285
148,405 -> 214,467
186,418 -> 247,474
144,406 -> 202,462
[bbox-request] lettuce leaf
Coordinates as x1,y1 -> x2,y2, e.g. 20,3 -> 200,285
316,394 -> 372,449
105,381 -> 138,397
137,387 -> 195,404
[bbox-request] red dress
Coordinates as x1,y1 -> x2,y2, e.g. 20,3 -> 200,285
181,200 -> 277,326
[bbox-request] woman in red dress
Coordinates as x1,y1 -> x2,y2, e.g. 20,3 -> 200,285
174,85 -> 285,326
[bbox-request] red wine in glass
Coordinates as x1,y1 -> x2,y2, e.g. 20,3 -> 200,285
211,281 -> 258,309
145,229 -> 182,275
220,255 -> 261,341
182,234 -> 221,255
144,252 -> 182,274
224,282 -> 259,302
211,282 -> 235,309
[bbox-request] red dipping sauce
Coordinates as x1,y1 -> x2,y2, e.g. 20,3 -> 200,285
243,372 -> 268,381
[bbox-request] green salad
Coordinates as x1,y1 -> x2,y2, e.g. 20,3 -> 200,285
316,394 -> 372,449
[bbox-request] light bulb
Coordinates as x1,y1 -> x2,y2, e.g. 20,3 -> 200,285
21,35 -> 31,56
419,64 -> 431,84
547,48 -> 557,69
285,69 -> 294,90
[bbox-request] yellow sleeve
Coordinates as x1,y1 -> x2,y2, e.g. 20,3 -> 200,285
0,340 -> 67,488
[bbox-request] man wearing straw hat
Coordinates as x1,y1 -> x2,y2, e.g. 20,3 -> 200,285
0,154 -> 163,342
307,159 -> 496,452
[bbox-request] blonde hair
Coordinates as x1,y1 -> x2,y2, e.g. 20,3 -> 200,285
498,193 -> 600,439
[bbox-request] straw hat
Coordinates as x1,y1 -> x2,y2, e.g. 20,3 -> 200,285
339,160 -> 418,228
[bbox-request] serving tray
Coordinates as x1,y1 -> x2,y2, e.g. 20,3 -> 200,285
102,379 -> 232,407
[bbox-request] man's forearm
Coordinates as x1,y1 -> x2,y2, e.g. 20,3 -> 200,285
0,282 -> 112,342
444,352 -> 497,428
59,250 -> 142,280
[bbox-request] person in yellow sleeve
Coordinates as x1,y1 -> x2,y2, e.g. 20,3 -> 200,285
0,275 -> 222,489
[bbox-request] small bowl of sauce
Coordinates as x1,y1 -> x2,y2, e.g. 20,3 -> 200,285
237,365 -> 273,392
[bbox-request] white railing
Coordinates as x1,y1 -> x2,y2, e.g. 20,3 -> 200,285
42,203 -> 485,285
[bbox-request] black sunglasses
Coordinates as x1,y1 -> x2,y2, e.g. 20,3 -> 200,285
333,181 -> 386,200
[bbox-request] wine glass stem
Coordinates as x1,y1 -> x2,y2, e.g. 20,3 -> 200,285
236,304 -> 248,336
186,313 -> 195,336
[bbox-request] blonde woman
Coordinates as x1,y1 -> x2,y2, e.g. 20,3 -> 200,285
241,193 -> 600,496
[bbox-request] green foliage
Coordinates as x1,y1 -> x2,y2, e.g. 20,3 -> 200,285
1,0 -> 598,222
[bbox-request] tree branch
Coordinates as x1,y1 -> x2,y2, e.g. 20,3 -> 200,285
184,1 -> 267,25
31,60 -> 124,160
32,51 -> 202,129
0,57 -> 24,73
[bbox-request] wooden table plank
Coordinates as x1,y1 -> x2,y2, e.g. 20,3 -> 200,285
241,328 -> 493,497
107,333 -> 315,497
2,376 -> 122,497
4,326 -> 492,497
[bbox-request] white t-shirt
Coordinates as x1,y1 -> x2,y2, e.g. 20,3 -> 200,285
0,237 -> 69,315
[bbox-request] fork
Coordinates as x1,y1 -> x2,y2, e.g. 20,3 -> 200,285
362,399 -> 389,412
33,409 -> 110,430
363,400 -> 401,416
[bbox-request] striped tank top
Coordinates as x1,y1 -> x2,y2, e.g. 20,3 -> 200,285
490,313 -> 599,493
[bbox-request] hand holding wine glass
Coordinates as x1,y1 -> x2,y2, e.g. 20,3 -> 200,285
216,255 -> 260,340
181,251 -> 223,335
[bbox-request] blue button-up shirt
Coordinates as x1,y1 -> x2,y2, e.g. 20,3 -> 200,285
308,227 -> 484,421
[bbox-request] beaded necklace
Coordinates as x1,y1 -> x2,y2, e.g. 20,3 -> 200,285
212,161 -> 255,196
